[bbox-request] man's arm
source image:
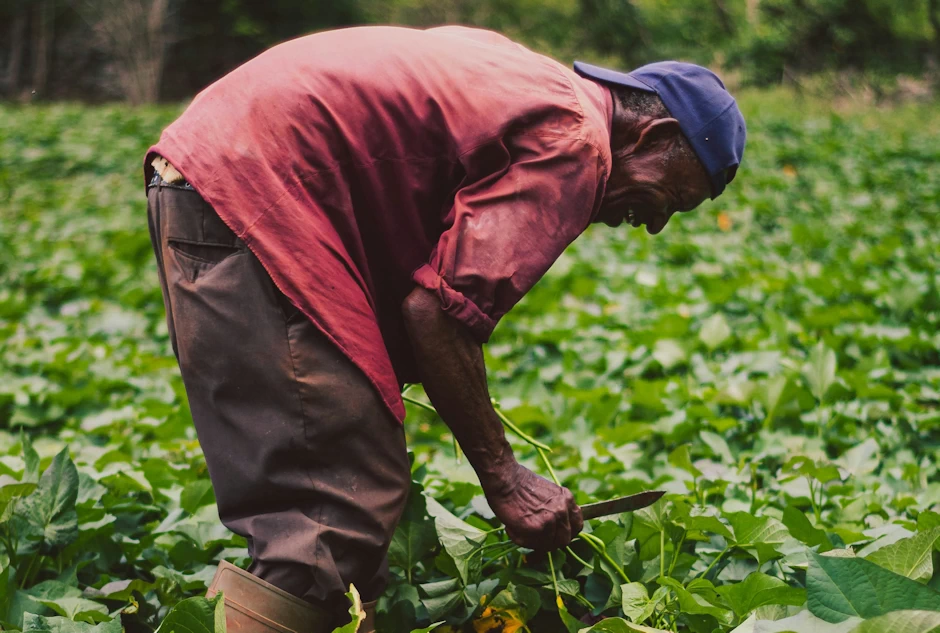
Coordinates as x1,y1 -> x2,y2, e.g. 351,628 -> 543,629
402,287 -> 582,551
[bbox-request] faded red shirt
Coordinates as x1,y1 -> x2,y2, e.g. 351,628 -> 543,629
145,26 -> 612,421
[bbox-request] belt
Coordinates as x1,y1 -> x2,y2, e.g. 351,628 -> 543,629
150,156 -> 194,190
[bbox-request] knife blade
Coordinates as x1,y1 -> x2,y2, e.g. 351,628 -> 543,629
579,490 -> 666,520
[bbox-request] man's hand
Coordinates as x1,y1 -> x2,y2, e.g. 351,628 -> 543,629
483,461 -> 583,551
401,287 -> 581,551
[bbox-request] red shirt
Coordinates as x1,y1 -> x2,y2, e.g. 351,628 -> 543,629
145,26 -> 612,421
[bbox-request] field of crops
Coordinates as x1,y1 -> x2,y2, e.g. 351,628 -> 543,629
1,92 -> 939,633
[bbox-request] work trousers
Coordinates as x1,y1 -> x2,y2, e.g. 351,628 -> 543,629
146,177 -> 411,620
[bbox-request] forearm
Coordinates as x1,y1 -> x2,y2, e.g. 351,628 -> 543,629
401,287 -> 516,490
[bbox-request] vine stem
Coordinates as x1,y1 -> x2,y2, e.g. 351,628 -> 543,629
547,549 -> 561,599
400,391 -> 553,453
565,546 -> 591,568
537,447 -> 560,485
493,404 -> 553,451
667,532 -> 686,577
580,533 -> 629,584
699,546 -> 730,579
660,529 -> 666,578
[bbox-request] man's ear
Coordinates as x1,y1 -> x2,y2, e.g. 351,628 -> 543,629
634,117 -> 682,153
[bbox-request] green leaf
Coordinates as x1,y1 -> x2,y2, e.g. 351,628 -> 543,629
17,448 -> 79,552
407,625 -> 443,633
0,481 -> 38,523
635,499 -> 668,532
179,480 -> 215,515
700,431 -> 734,464
699,313 -> 732,351
836,439 -> 880,478
803,341 -> 837,402
807,551 -> 940,623
556,596 -> 583,633
728,513 -> 790,563
22,433 -> 41,484
621,582 -> 650,623
388,484 -> 437,579
22,614 -> 122,633
782,506 -> 830,551
658,577 -> 733,623
668,445 -> 702,478
578,618 -> 671,632
731,609 -> 861,633
716,573 -> 806,618
154,592 -> 225,633
759,376 -> 789,425
849,610 -> 940,633
331,585 -> 364,633
866,527 -> 940,582
425,496 -> 486,585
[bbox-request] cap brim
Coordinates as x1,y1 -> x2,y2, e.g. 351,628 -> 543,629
573,61 -> 655,93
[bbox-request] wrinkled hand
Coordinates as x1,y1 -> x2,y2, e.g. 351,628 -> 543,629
483,461 -> 583,551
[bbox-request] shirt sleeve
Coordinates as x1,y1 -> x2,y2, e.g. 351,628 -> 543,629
412,133 -> 607,343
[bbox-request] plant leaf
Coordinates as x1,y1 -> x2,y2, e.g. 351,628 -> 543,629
807,551 -> 940,623
803,341 -> 837,402
866,527 -> 940,583
425,496 -> 486,585
658,577 -> 733,623
154,592 -> 225,633
332,585 -> 365,633
17,448 -> 79,552
388,484 -> 437,579
699,313 -> 732,351
716,572 -> 806,618
22,614 -> 123,633
849,610 -> 940,633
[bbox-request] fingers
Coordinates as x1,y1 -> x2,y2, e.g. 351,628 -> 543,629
567,490 -> 584,537
551,506 -> 571,550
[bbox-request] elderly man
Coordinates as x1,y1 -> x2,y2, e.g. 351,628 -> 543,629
144,25 -> 745,633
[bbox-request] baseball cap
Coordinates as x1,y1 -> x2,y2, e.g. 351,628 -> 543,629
574,60 -> 746,199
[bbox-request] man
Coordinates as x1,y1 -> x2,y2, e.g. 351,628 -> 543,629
144,25 -> 745,633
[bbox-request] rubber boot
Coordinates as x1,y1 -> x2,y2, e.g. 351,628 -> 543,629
359,600 -> 377,633
207,561 -> 331,633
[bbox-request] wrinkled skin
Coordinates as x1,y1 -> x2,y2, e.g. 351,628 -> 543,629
484,461 -> 583,550
594,99 -> 713,234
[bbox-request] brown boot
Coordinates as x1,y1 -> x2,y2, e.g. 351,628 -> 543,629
207,561 -> 332,633
359,600 -> 376,633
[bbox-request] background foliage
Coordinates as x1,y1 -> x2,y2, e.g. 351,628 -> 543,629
1,90 -> 939,632
0,0 -> 938,102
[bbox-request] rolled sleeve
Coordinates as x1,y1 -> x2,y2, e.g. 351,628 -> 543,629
412,263 -> 498,342
412,133 -> 607,342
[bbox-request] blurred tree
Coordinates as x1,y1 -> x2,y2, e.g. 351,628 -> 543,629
0,0 -> 937,101
71,0 -> 179,103
0,0 -> 55,99
736,0 -> 938,84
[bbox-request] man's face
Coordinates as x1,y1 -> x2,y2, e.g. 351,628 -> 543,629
595,124 -> 713,235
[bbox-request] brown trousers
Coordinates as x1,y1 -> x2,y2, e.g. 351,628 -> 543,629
146,178 -> 411,620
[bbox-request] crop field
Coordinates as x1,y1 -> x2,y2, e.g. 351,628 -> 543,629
1,93 -> 939,633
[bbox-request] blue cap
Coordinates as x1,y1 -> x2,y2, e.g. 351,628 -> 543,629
574,60 -> 746,199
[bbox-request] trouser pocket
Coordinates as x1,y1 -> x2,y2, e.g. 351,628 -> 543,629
156,185 -> 247,283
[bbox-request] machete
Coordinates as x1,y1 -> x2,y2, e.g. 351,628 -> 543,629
579,490 -> 665,520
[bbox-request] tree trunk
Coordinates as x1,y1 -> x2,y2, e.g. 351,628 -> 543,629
73,0 -> 178,104
30,0 -> 55,99
4,13 -> 28,96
